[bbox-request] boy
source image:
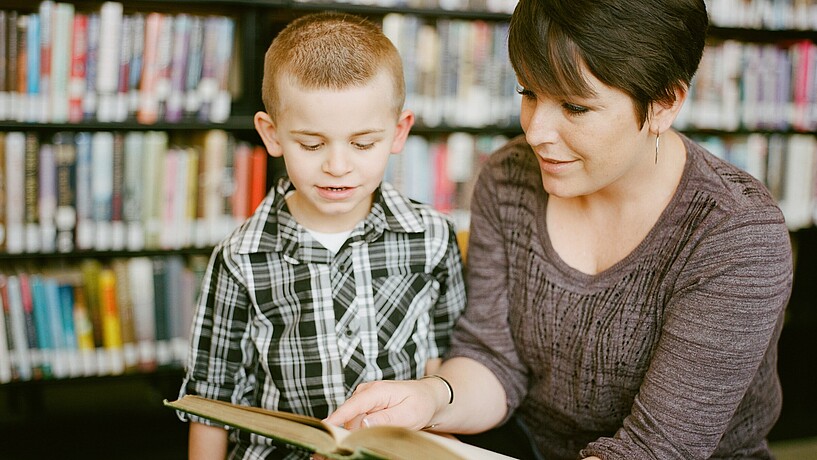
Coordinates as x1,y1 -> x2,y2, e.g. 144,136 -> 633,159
178,12 -> 466,460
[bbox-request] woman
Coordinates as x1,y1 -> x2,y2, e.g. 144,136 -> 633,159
326,1 -> 793,458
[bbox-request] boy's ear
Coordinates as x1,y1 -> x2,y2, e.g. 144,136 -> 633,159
254,111 -> 284,158
390,109 -> 415,154
649,86 -> 688,134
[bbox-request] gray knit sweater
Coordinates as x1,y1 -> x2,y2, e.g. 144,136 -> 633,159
449,134 -> 793,460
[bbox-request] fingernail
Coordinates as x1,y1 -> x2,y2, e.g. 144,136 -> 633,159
362,418 -> 370,428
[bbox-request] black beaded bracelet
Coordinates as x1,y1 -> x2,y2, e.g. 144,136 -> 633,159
421,374 -> 454,405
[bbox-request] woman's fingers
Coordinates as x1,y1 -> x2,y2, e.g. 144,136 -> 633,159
324,380 -> 434,430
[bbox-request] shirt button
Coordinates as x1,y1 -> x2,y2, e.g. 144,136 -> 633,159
345,329 -> 354,337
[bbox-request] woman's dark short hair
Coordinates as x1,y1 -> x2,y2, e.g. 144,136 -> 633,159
508,0 -> 708,127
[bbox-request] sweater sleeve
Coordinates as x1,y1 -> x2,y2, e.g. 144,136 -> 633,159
581,206 -> 792,459
448,150 -> 531,419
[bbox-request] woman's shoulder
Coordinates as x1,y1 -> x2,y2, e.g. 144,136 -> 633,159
682,135 -> 784,222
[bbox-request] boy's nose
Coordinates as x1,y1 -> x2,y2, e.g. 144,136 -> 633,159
322,147 -> 353,176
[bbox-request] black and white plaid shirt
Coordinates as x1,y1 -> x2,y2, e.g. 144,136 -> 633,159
180,178 -> 466,459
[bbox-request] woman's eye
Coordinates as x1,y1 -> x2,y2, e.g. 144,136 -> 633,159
515,84 -> 535,99
562,102 -> 589,115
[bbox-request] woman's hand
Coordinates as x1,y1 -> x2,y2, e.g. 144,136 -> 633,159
324,378 -> 448,430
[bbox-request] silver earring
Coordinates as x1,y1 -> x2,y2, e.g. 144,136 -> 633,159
655,132 -> 660,164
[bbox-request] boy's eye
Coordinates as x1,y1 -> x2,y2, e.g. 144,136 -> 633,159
352,142 -> 375,150
515,84 -> 535,99
300,143 -> 322,151
562,102 -> 589,115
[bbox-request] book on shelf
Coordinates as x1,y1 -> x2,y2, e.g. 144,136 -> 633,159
165,395 -> 514,460
0,132 -> 6,252
5,132 -> 25,254
0,274 -> 11,383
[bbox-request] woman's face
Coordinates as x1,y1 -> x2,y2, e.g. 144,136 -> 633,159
518,68 -> 654,199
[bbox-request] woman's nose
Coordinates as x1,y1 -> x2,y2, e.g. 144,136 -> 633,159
523,101 -> 560,148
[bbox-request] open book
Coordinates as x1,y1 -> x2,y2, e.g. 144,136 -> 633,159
164,395 -> 516,460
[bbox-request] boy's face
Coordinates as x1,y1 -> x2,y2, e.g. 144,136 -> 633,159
255,70 -> 414,233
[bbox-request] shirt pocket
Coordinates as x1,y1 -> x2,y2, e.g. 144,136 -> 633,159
372,272 -> 440,353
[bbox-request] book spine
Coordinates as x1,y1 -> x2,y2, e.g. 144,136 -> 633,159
128,257 -> 156,371
166,14 -> 191,123
44,277 -> 68,378
91,131 -> 113,251
123,131 -> 145,251
55,282 -> 80,377
137,12 -> 161,124
74,132 -> 94,250
38,141 -> 57,253
208,16 -> 234,123
82,12 -> 99,120
5,132 -> 25,254
0,11 -> 8,121
99,268 -> 124,375
24,132 -> 41,253
6,275 -> 33,381
71,282 -> 97,376
54,131 -> 77,253
0,132 -> 5,251
5,11 -> 18,123
95,1 -> 122,122
0,275 -> 12,383
127,13 -> 144,118
113,14 -> 131,122
111,259 -> 138,371
111,132 -> 125,249
68,13 -> 87,123
249,144 -> 268,215
25,13 -> 39,123
184,16 -> 204,117
15,13 -> 28,123
50,2 -> 74,123
38,1 -> 53,122
29,275 -> 53,379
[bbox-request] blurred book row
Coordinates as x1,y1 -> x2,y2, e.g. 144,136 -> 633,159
706,0 -> 817,30
383,13 -> 520,129
0,129 -> 267,255
693,133 -> 817,230
0,2 -> 237,124
675,39 -> 817,132
0,255 -> 206,383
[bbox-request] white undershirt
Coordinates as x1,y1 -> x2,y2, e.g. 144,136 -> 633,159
305,228 -> 352,253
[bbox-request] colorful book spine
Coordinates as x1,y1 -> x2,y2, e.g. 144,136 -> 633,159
99,268 -> 124,375
82,12 -> 99,120
68,13 -> 87,123
6,275 -> 33,381
25,13 -> 40,123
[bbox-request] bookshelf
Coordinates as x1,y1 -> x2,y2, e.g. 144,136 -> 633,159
0,0 -> 815,456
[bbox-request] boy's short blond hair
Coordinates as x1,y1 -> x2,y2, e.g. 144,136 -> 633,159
261,12 -> 406,121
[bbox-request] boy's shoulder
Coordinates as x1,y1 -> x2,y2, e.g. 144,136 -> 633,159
378,182 -> 456,234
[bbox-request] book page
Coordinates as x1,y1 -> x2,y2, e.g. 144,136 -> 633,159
341,425 -> 517,460
165,396 -> 338,454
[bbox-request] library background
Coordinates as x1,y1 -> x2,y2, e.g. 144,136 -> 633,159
0,0 -> 815,458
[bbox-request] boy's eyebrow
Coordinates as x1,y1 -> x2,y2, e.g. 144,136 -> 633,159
289,128 -> 386,136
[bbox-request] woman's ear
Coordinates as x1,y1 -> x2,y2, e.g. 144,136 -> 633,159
390,109 -> 416,154
254,111 -> 284,158
650,86 -> 688,134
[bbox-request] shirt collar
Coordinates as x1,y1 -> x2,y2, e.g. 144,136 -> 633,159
233,177 -> 427,257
